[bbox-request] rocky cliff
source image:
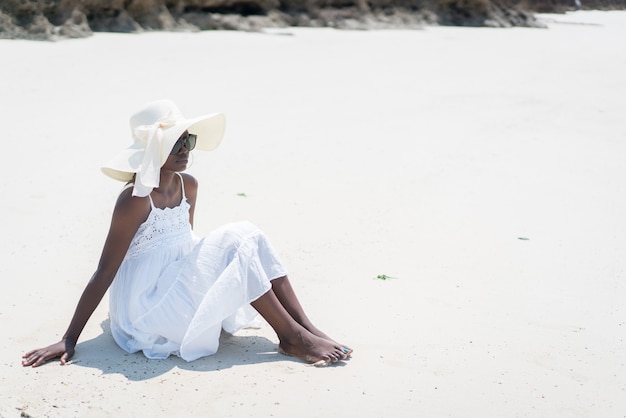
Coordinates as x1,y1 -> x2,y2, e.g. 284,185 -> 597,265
0,0 -> 620,40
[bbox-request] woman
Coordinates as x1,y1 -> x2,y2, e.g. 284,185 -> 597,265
22,100 -> 351,368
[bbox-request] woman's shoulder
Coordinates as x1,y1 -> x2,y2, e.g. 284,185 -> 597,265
179,172 -> 198,183
113,184 -> 151,217
179,173 -> 199,192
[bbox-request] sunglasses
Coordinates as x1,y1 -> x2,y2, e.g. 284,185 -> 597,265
170,133 -> 197,155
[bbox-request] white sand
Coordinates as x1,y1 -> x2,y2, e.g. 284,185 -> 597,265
1,10 -> 625,417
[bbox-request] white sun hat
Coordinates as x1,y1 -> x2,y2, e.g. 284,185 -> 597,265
101,99 -> 226,197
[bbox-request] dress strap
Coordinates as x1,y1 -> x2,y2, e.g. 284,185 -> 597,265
121,182 -> 155,208
176,172 -> 187,201
147,193 -> 156,209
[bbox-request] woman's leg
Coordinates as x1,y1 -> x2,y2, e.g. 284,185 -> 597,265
251,288 -> 347,365
269,276 -> 352,354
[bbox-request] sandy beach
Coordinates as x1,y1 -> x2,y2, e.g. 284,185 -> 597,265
1,10 -> 625,417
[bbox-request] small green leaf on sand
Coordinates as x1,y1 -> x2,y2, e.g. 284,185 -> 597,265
374,274 -> 398,280
237,193 -> 247,197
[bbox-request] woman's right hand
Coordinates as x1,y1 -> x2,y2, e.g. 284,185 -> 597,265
22,339 -> 76,367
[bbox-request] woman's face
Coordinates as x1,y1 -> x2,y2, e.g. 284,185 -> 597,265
162,131 -> 191,172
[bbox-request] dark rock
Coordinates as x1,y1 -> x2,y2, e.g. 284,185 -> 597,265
0,4 -> 91,40
57,8 -> 93,38
0,10 -> 23,39
3,0 -> 592,41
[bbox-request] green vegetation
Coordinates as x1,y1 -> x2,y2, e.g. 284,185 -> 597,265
374,274 -> 399,280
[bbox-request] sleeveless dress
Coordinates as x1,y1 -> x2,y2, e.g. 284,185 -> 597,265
108,173 -> 288,361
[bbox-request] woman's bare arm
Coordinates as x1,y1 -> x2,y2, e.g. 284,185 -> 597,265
22,189 -> 150,367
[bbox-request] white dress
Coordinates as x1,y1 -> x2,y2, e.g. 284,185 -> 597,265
108,173 -> 287,361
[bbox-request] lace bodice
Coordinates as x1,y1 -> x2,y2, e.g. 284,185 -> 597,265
125,200 -> 192,259
122,172 -> 193,260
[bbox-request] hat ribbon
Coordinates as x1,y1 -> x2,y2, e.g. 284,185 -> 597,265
132,112 -> 178,197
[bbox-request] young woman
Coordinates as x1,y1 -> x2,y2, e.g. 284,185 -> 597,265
22,100 -> 351,368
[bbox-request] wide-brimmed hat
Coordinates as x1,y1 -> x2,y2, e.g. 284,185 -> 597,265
101,99 -> 226,197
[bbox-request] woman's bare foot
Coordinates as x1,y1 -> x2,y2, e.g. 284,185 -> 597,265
299,321 -> 353,357
268,276 -> 352,356
250,284 -> 352,365
278,329 -> 348,366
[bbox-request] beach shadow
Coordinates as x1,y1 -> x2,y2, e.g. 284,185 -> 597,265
70,319 -> 287,381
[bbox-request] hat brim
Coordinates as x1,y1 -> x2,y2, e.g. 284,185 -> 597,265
187,112 -> 226,152
101,112 -> 226,182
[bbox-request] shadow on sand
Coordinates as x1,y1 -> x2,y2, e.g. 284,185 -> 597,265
69,319 -> 291,381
